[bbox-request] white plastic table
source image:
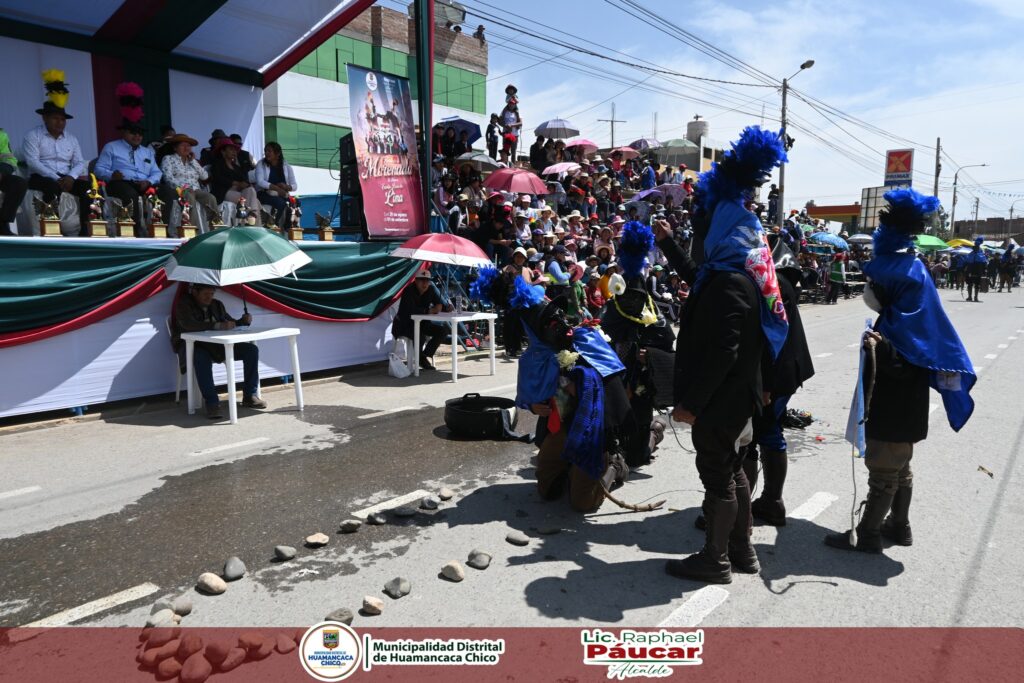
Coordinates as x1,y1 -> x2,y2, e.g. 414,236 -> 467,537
181,327 -> 303,424
411,311 -> 497,382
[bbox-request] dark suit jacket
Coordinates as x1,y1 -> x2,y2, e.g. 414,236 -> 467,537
771,273 -> 815,397
674,270 -> 764,427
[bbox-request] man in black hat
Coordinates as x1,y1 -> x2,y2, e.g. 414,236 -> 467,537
199,129 -> 227,167
22,101 -> 91,235
95,119 -> 162,236
391,270 -> 451,370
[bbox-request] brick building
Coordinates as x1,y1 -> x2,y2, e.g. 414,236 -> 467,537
263,4 -> 488,195
952,216 -> 1024,242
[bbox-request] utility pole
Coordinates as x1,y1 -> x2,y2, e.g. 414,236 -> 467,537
776,59 -> 814,230
933,137 -> 941,197
598,102 -> 626,148
972,197 -> 980,235
653,112 -> 658,140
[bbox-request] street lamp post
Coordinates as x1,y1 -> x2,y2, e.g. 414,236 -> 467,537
776,59 -> 814,229
950,163 -> 987,236
1010,198 -> 1024,222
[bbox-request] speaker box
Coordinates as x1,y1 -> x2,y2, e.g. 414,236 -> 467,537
339,134 -> 356,165
339,162 -> 360,195
339,195 -> 365,228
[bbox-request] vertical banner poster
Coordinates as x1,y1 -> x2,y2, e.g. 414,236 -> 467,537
347,65 -> 426,240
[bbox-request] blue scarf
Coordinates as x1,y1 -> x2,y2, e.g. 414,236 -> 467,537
864,242 -> 976,432
563,366 -> 605,480
692,199 -> 789,358
515,325 -> 560,410
570,325 -> 625,377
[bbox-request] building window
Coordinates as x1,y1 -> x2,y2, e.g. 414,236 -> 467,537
265,117 -> 351,170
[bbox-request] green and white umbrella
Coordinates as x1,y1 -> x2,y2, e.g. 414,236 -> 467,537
913,234 -> 950,251
163,227 -> 312,286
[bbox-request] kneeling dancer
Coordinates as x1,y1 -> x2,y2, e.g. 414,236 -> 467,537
824,188 -> 976,552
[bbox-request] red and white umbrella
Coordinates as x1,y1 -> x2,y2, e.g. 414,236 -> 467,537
608,146 -> 640,160
390,232 -> 492,268
542,162 -> 581,176
564,138 -> 598,154
484,168 -> 549,195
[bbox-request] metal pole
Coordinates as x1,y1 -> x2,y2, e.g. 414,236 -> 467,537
933,137 -> 941,198
414,0 -> 434,226
950,169 -> 959,236
598,102 -> 626,149
973,197 -> 979,234
776,77 -> 788,229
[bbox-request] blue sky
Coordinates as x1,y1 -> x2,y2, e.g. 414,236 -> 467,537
452,0 -> 1024,220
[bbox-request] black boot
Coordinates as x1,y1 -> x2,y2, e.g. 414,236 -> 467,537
881,486 -> 913,546
728,470 -> 760,574
824,488 -> 894,553
667,494 -> 735,584
751,450 -> 788,526
694,449 -> 759,531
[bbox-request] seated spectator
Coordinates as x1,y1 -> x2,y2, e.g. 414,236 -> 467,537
94,119 -> 162,236
442,126 -> 458,160
254,142 -> 297,228
22,101 -> 90,235
0,128 -> 27,234
199,128 -> 227,167
151,124 -> 176,164
391,270 -> 451,370
158,133 -> 219,234
172,284 -> 266,419
209,138 -> 262,219
229,134 -> 255,173
454,130 -> 470,157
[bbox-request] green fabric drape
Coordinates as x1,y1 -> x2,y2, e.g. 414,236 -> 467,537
0,242 -> 173,332
247,242 -> 419,320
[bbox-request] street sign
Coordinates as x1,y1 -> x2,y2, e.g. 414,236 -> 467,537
884,149 -> 914,187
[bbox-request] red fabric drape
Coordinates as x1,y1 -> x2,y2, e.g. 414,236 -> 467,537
0,270 -> 172,349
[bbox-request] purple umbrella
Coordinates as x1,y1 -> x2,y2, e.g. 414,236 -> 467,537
629,137 -> 662,151
438,115 -> 482,145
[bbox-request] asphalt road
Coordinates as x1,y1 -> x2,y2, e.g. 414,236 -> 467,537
1,287 -> 1021,630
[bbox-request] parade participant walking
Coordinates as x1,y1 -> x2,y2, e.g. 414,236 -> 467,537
825,188 -> 976,553
664,127 -> 789,585
964,238 -> 988,302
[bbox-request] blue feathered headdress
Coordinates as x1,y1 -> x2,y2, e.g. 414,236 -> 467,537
872,187 -> 941,255
469,266 -> 502,305
695,126 -> 787,212
469,265 -> 545,310
617,221 -> 654,279
509,277 -> 546,309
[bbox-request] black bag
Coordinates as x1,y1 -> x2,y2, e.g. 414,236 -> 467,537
443,394 -> 530,441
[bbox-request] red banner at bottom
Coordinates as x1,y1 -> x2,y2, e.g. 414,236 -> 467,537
1,626 -> 1021,682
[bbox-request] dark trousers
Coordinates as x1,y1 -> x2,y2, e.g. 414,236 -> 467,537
753,395 -> 791,453
419,321 -> 446,358
692,419 -> 750,499
1,172 -> 28,228
105,179 -> 147,236
192,343 -> 260,407
27,174 -> 91,235
257,191 -> 289,228
502,308 -> 523,355
487,141 -> 498,160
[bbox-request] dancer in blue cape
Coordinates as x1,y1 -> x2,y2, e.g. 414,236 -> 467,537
471,267 -> 663,513
825,187 -> 976,553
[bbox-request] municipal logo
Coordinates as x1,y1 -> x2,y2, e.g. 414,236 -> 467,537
365,71 -> 378,91
299,622 -> 362,681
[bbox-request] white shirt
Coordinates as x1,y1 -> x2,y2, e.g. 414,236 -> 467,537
21,125 -> 87,180
254,159 -> 298,193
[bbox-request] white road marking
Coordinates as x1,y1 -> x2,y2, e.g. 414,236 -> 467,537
358,406 -> 416,420
189,437 -> 269,456
846,343 -> 860,348
658,586 -> 729,627
20,582 -> 159,629
1009,337 -> 1018,341
0,485 -> 42,501
352,489 -> 431,519
929,403 -> 940,415
997,344 -> 1008,349
790,492 -> 839,521
984,354 -> 998,360
816,352 -> 834,358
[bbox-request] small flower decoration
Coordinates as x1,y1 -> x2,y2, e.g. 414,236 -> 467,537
556,350 -> 580,371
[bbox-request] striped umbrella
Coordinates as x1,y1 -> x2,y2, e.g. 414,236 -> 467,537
163,227 -> 311,286
390,232 -> 491,268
